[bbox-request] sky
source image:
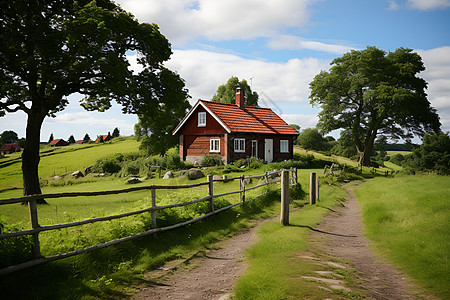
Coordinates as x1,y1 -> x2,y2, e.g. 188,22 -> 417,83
1,0 -> 449,143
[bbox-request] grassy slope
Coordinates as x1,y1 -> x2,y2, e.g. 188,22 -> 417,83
354,175 -> 450,298
0,137 -> 140,191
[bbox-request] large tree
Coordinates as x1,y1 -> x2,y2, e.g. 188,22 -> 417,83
309,46 -> 441,166
212,76 -> 259,106
0,130 -> 19,146
0,0 -> 190,202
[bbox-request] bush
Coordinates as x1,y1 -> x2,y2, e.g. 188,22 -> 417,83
201,155 -> 223,167
0,219 -> 34,268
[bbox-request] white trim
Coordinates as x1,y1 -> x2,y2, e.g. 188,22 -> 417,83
172,100 -> 231,135
210,138 -> 220,153
234,138 -> 245,153
280,140 -> 289,153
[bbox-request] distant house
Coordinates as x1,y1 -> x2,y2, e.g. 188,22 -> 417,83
0,143 -> 21,155
95,132 -> 111,143
49,139 -> 69,147
172,88 -> 299,164
76,139 -> 90,144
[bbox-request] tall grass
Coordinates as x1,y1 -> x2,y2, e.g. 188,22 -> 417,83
354,175 -> 450,298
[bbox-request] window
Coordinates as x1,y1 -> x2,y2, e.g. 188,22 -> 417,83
198,112 -> 206,127
280,140 -> 289,153
251,140 -> 258,158
210,138 -> 220,152
234,138 -> 245,153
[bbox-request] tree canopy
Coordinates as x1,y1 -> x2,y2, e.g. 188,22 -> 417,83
297,128 -> 331,151
112,127 -> 120,138
212,76 -> 259,106
0,0 -> 190,200
0,130 -> 18,146
309,46 -> 441,166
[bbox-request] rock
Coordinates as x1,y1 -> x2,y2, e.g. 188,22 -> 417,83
50,176 -> 60,181
71,170 -> 84,178
240,165 -> 246,169
84,166 -> 93,175
163,171 -> 174,179
127,177 -> 141,184
188,169 -> 205,180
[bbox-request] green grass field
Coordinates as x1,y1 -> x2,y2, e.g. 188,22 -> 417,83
354,175 -> 450,298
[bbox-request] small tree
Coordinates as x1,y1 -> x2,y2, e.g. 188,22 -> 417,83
48,133 -> 54,144
83,134 -> 90,143
98,136 -> 104,143
289,124 -> 301,133
0,130 -> 18,146
297,128 -> 330,151
212,76 -> 259,106
68,135 -> 75,144
112,127 -> 120,138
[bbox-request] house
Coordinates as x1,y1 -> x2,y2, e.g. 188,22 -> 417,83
49,139 -> 69,147
0,143 -> 21,155
173,88 -> 299,164
95,132 -> 111,143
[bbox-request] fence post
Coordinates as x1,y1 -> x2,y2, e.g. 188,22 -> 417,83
316,176 -> 320,202
240,176 -> 245,202
343,163 -> 346,174
294,167 -> 298,184
151,188 -> 157,229
207,175 -> 214,212
28,198 -> 42,259
280,170 -> 289,226
310,172 -> 316,205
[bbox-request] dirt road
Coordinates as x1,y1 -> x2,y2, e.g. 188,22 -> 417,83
129,184 -> 431,299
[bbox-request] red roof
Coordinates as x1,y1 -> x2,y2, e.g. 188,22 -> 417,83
174,100 -> 298,135
1,143 -> 19,152
49,139 -> 62,145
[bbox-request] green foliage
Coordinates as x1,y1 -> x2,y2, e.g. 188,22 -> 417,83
0,130 -> 18,146
200,154 -> 224,167
92,156 -> 123,174
402,132 -> 450,174
83,133 -> 90,143
68,135 -> 75,144
48,133 -> 54,144
297,128 -> 331,151
0,219 -> 33,268
211,76 -> 259,106
309,46 -> 441,166
112,128 -> 120,138
390,153 -> 405,166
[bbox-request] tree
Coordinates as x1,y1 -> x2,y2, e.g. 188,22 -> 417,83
309,46 -> 441,166
83,133 -> 90,143
98,136 -> 104,143
0,130 -> 18,145
68,135 -> 75,144
48,133 -> 54,144
297,128 -> 330,151
135,69 -> 191,155
0,0 -> 189,203
112,127 -> 120,138
212,76 -> 259,106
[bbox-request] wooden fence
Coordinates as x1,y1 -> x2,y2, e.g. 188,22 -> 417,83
0,168 -> 297,276
323,163 -> 393,176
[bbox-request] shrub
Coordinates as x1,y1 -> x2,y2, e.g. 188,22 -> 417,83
201,155 -> 223,167
0,219 -> 34,268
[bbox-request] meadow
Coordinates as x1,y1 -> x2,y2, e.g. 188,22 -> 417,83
354,175 -> 450,298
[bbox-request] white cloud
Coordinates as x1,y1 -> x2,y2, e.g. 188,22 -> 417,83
407,0 -> 450,10
267,35 -> 356,54
117,0 -> 314,43
165,49 -> 331,105
281,114 -> 318,129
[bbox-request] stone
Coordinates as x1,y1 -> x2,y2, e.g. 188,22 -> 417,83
188,169 -> 205,180
163,171 -> 174,179
127,177 -> 141,184
71,170 -> 84,178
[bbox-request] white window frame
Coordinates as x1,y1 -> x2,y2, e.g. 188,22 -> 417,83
280,140 -> 289,153
234,138 -> 245,153
210,138 -> 220,153
198,112 -> 206,127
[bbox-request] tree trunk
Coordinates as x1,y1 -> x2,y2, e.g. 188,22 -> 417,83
357,134 -> 376,167
22,111 -> 47,204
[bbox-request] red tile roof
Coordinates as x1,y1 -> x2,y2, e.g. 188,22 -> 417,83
49,139 -> 63,145
199,100 -> 298,135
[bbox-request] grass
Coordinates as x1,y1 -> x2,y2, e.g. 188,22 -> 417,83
233,172 -> 362,299
354,175 -> 450,298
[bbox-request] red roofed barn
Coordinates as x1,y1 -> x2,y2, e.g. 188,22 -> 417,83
49,139 -> 69,147
0,143 -> 21,155
173,88 -> 299,164
95,132 -> 111,143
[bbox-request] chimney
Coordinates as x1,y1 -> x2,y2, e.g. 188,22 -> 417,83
235,87 -> 244,107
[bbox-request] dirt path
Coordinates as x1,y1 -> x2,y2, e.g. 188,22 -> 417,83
129,184 -> 431,300
309,184 -> 429,299
129,226 -> 258,300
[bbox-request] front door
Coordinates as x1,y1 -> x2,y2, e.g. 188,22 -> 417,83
264,139 -> 273,163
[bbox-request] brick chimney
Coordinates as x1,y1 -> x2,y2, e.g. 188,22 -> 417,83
235,87 -> 244,107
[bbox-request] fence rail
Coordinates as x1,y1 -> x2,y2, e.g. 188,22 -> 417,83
323,163 -> 393,176
0,168 -> 297,276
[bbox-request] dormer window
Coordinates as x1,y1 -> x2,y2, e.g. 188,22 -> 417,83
198,112 -> 206,127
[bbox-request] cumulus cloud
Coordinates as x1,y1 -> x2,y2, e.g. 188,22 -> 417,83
117,0 -> 314,43
280,113 -> 318,129
164,49 -> 331,105
267,35 -> 357,54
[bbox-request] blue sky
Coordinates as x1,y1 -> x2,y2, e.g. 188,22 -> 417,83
1,0 -> 449,142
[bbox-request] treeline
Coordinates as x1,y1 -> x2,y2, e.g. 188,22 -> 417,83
296,128 -> 449,175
